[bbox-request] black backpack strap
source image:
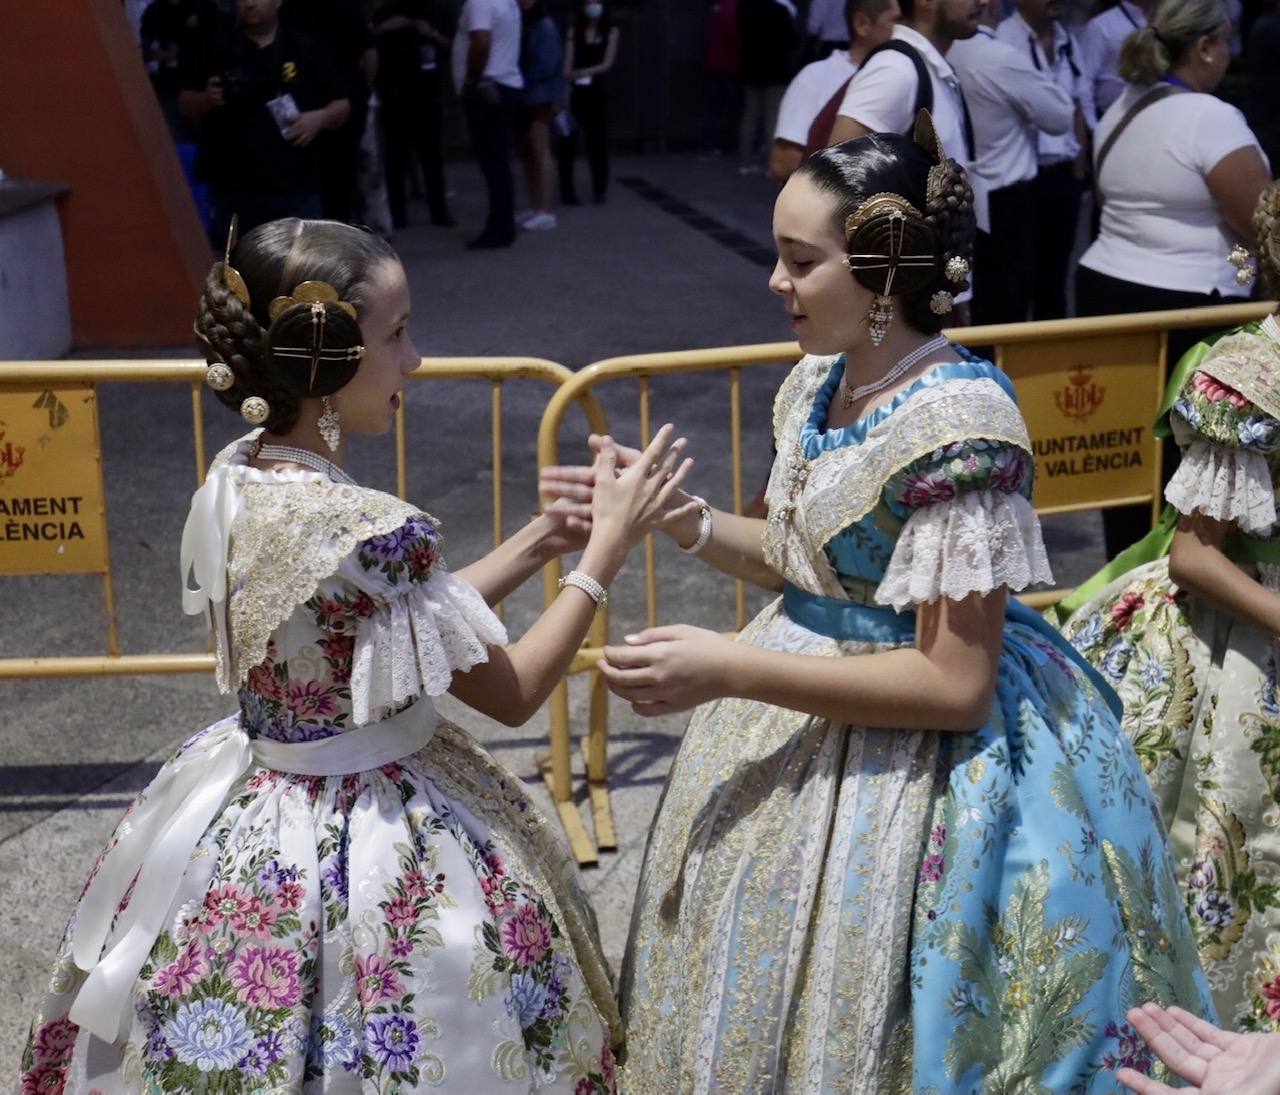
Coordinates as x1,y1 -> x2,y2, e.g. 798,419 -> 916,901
860,39 -> 934,118
857,38 -> 975,162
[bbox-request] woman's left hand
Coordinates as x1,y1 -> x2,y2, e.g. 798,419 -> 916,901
599,625 -> 736,715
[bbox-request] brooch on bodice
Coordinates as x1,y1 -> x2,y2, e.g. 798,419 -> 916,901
770,441 -> 811,528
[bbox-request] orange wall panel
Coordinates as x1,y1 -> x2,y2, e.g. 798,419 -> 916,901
0,0 -> 209,348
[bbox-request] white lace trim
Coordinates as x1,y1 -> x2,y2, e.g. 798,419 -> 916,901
350,571 -> 508,725
875,490 -> 1053,611
1164,439 -> 1276,534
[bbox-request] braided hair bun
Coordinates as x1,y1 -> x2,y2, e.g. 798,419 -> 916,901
193,218 -> 397,432
195,264 -> 301,433
266,299 -> 365,399
1253,180 -> 1280,301
797,110 -> 976,334
923,155 -> 976,302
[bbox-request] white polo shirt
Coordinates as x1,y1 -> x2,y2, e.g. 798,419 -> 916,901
774,50 -> 859,145
997,11 -> 1095,164
949,26 -> 1073,192
1080,87 -> 1264,295
451,0 -> 524,94
836,23 -> 986,240
1081,0 -> 1145,116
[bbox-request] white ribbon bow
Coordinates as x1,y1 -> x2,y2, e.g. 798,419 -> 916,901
180,463 -> 242,686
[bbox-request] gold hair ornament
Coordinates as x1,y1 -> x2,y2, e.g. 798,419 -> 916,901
1229,244 -> 1257,286
944,255 -> 970,284
842,194 -> 935,295
268,285 -> 364,392
216,216 -> 251,308
240,396 -> 270,425
268,281 -> 358,321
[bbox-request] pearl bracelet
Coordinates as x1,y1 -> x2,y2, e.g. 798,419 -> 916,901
679,496 -> 713,555
558,570 -> 608,606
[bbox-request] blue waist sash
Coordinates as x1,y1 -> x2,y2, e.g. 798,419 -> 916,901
781,582 -> 1123,720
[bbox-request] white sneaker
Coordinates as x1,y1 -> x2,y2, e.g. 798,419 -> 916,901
516,209 -> 538,226
522,211 -> 558,230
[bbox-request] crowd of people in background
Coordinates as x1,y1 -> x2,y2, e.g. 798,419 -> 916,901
706,0 -> 1279,355
131,0 -> 620,249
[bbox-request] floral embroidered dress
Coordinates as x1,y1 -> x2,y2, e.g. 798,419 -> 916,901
618,353 -> 1211,1094
20,431 -> 620,1095
1060,316 -> 1280,1031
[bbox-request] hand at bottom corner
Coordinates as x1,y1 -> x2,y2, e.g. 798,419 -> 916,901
1117,1003 -> 1280,1095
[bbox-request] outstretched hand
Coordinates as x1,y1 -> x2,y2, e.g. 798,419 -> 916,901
540,432 -> 702,541
598,624 -> 735,715
588,426 -> 694,552
1117,1004 -> 1280,1095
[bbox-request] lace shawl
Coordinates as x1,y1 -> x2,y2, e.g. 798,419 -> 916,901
762,358 -> 1035,597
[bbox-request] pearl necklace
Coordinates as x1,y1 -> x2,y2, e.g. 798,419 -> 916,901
254,442 -> 357,485
839,334 -> 951,410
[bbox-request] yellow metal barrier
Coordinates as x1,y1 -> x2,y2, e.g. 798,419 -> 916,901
536,300 -> 1275,862
0,356 -> 605,682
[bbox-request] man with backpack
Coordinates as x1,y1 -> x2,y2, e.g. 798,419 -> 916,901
827,0 -> 985,311
767,0 -> 901,182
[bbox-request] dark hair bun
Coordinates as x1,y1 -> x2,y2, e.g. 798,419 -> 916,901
846,205 -> 940,297
266,301 -> 365,399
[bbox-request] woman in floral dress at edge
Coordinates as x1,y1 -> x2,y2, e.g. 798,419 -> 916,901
18,217 -> 693,1094
1058,181 -> 1280,1035
542,112 -> 1214,1093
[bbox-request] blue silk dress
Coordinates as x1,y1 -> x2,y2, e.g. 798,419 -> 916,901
619,353 -> 1212,1094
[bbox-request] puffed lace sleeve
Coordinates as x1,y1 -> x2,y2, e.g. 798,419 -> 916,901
310,513 -> 508,725
1164,370 -> 1279,534
876,440 -> 1053,612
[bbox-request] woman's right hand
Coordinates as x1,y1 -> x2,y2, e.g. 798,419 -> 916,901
588,425 -> 694,556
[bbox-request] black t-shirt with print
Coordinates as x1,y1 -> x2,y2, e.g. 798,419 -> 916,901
179,24 -> 342,194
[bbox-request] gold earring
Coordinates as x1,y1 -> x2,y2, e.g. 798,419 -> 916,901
318,396 -> 341,453
867,294 -> 894,346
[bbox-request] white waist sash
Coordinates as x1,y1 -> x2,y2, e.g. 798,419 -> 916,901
68,701 -> 439,1043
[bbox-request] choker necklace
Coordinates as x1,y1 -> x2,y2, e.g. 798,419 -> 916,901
839,334 -> 950,410
253,442 -> 357,485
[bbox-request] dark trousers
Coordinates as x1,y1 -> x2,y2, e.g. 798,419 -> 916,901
972,179 -> 1036,327
209,189 -> 323,248
1074,264 -> 1247,556
558,83 -> 609,203
382,72 -> 450,227
463,84 -> 521,242
318,104 -> 366,224
1031,161 -> 1082,320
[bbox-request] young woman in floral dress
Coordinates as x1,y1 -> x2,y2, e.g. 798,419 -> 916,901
1060,182 -> 1280,1033
18,218 -> 690,1093
544,114 -> 1213,1093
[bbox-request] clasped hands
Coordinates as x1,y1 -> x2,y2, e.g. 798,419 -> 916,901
539,431 -> 736,717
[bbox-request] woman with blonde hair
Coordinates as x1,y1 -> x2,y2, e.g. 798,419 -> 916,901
1076,0 -> 1271,555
